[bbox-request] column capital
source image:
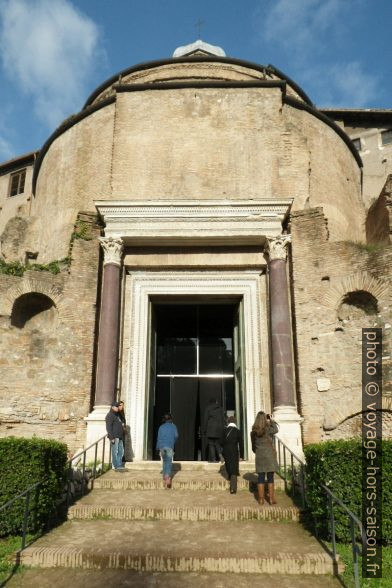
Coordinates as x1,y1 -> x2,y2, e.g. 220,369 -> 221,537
265,234 -> 291,261
99,236 -> 124,266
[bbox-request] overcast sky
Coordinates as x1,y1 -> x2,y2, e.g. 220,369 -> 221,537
0,0 -> 391,161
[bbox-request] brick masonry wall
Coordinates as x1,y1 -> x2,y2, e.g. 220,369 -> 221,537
0,213 -> 101,453
290,207 -> 392,444
366,174 -> 392,245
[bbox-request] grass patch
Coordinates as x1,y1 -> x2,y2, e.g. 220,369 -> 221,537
329,543 -> 392,587
343,241 -> 387,253
0,534 -> 37,584
0,257 -> 71,277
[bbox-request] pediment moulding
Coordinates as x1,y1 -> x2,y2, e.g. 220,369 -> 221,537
95,199 -> 293,246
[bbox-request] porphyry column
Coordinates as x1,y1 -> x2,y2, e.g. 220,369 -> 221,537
85,236 -> 124,447
266,235 -> 304,459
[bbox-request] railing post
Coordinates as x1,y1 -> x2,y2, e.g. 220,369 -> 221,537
350,518 -> 360,588
91,442 -> 99,490
300,463 -> 306,508
66,460 -> 72,508
328,492 -> 337,562
21,490 -> 31,550
82,451 -> 87,496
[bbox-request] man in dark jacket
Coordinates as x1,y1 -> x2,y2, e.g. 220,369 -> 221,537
203,398 -> 225,462
105,402 -> 125,471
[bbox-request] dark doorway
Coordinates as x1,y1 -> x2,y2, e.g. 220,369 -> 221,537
150,303 -> 240,460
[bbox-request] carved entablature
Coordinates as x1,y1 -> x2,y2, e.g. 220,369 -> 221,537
99,237 -> 124,266
95,199 -> 293,246
265,235 -> 291,261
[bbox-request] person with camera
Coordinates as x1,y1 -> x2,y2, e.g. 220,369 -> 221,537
250,411 -> 279,505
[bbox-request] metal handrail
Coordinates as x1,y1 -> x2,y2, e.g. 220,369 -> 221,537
274,435 -> 306,507
66,434 -> 111,506
0,480 -> 43,550
322,484 -> 365,588
0,434 -> 111,552
274,435 -> 364,587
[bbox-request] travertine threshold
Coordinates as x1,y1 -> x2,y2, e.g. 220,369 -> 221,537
19,520 -> 342,575
68,488 -> 299,521
6,568 -> 342,588
93,469 -> 286,491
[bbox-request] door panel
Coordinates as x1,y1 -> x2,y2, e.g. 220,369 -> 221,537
199,378 -> 223,460
171,377 -> 198,460
233,300 -> 247,455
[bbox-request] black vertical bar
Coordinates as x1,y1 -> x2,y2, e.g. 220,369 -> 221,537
102,436 -> 106,472
92,442 -> 98,490
300,464 -> 306,508
82,451 -> 86,495
329,494 -> 336,561
66,460 -> 72,508
21,490 -> 31,550
351,518 -> 360,588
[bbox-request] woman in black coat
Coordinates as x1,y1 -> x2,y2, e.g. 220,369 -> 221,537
221,416 -> 244,494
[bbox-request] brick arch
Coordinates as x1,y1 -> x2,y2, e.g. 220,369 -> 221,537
322,271 -> 389,310
4,278 -> 64,317
325,407 -> 392,433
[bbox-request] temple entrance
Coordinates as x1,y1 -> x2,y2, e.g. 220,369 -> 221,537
147,302 -> 245,460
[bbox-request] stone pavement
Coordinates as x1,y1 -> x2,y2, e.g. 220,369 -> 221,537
14,463 -> 342,585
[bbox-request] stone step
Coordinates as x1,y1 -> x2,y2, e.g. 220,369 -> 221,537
7,567 -> 342,587
19,520 -> 342,576
125,461 -> 257,472
68,489 -> 300,522
93,469 -> 286,491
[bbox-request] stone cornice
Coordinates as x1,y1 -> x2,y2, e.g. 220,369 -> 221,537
95,199 -> 293,246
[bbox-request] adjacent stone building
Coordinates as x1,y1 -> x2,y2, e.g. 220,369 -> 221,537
0,41 -> 391,458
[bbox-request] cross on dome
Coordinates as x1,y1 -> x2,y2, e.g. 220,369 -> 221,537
172,39 -> 226,58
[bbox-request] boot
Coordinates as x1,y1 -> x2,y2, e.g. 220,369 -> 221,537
257,483 -> 265,505
268,482 -> 277,505
230,475 -> 237,494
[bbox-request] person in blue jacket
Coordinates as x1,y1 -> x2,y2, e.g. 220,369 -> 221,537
156,413 -> 178,488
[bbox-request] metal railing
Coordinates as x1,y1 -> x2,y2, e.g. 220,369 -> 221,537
66,434 -> 111,506
274,435 -> 306,508
322,484 -> 365,588
0,480 -> 43,551
0,434 -> 110,553
274,435 -> 364,588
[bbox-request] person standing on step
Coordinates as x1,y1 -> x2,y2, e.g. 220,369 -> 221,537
118,400 -> 127,463
203,398 -> 225,462
221,416 -> 244,494
250,411 -> 279,505
105,402 -> 126,471
156,413 -> 178,489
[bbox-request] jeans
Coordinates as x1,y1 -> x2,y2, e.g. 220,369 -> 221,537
160,447 -> 174,478
111,438 -> 124,469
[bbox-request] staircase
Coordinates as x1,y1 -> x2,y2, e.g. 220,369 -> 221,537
14,462 -> 342,587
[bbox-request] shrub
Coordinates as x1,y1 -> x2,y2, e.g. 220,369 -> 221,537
304,439 -> 391,544
0,437 -> 67,536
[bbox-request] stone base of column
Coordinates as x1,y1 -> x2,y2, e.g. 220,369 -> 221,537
272,405 -> 305,462
84,405 -> 111,462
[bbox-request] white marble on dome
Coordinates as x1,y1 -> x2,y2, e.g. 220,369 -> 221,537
173,39 -> 226,58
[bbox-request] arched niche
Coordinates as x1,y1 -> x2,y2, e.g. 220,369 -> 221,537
11,292 -> 57,329
337,289 -> 378,321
